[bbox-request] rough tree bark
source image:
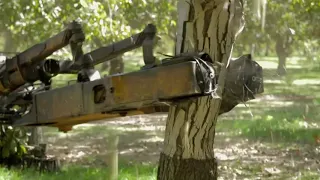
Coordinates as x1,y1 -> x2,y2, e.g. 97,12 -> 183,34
157,0 -> 245,180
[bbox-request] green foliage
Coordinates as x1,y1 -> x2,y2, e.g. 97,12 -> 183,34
0,126 -> 28,160
0,0 -> 318,59
217,112 -> 319,144
235,0 -> 319,58
0,0 -> 176,53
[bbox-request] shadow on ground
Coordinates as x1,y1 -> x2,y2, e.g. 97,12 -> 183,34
40,63 -> 320,179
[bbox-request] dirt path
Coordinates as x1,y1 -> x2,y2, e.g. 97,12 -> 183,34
42,112 -> 320,179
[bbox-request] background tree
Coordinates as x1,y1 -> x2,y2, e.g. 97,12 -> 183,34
234,0 -> 320,75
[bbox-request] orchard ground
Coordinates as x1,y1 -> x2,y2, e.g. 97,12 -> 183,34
1,56 -> 320,180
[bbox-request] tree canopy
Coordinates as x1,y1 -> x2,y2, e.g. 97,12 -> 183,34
0,0 -> 318,59
235,0 -> 319,58
0,0 -> 177,53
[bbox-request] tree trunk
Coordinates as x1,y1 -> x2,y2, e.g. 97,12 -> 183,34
275,29 -> 294,76
277,54 -> 287,76
275,37 -> 287,76
3,30 -> 14,53
109,56 -> 124,75
251,43 -> 256,57
265,39 -> 270,56
28,127 -> 43,145
157,0 -> 245,180
101,62 -> 109,72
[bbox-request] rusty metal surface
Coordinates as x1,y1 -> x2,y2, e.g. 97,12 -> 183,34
51,105 -> 169,132
13,61 -> 202,129
0,21 -> 84,95
36,83 -> 83,124
111,61 -> 200,103
81,77 -> 113,114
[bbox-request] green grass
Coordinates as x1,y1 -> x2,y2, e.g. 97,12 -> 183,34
217,117 -> 319,144
0,164 -> 157,180
215,55 -> 320,144
217,99 -> 320,144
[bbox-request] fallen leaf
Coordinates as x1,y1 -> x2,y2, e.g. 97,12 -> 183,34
235,169 -> 243,175
264,167 -> 281,175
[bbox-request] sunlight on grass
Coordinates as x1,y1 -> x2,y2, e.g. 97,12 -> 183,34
217,115 -> 320,144
293,79 -> 320,85
257,60 -> 278,69
0,164 -> 157,180
256,56 -> 307,70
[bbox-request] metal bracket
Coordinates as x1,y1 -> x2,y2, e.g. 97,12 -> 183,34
58,24 -> 158,74
77,54 -> 101,82
141,24 -> 157,69
68,21 -> 85,63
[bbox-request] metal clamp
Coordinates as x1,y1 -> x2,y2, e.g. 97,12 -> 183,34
141,24 -> 157,69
